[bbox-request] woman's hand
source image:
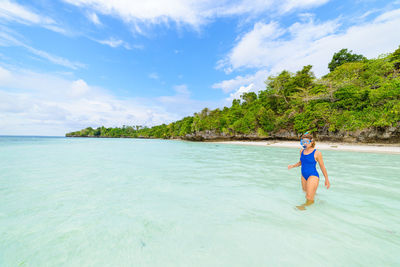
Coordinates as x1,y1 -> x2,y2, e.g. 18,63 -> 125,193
325,178 -> 330,189
288,164 -> 294,170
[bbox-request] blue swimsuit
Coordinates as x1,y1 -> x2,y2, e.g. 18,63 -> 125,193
300,149 -> 319,180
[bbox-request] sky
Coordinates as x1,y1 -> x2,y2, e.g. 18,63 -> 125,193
1,0 -> 400,136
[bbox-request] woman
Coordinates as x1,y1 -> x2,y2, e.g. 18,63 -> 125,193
288,133 -> 330,210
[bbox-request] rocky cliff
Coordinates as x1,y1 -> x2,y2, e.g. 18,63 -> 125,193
181,124 -> 400,143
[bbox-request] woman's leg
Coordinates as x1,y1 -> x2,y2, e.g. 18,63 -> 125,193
301,176 -> 307,192
305,176 -> 319,205
297,176 -> 310,210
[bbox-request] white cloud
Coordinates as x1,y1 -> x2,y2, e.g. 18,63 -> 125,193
226,83 -> 256,102
96,37 -> 135,50
0,0 -> 53,24
0,0 -> 65,33
148,72 -> 159,80
221,18 -> 339,74
97,37 -> 123,47
62,0 -> 330,31
0,66 -> 219,135
280,0 -> 330,13
173,84 -> 189,95
0,64 -> 12,80
216,9 -> 400,100
0,28 -> 85,69
213,69 -> 269,102
216,22 -> 286,74
212,69 -> 268,93
157,84 -> 190,104
25,46 -> 86,70
156,84 -> 221,116
0,65 -> 176,135
374,8 -> 400,22
69,79 -> 90,97
87,12 -> 101,25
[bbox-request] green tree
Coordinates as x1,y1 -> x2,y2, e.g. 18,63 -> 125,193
390,45 -> 400,62
257,107 -> 275,132
328,49 -> 366,72
241,92 -> 257,104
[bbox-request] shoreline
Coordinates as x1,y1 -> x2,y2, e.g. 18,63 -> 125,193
64,136 -> 400,154
211,140 -> 400,154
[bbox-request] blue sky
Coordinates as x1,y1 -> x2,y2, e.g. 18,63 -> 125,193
1,0 -> 400,135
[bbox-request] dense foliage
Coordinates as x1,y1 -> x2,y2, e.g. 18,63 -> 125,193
328,48 -> 367,72
66,47 -> 400,139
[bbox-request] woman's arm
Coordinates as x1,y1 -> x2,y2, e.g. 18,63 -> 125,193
288,149 -> 303,169
288,161 -> 301,169
316,151 -> 330,189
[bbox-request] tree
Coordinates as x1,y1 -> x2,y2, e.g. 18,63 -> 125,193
241,92 -> 257,104
390,45 -> 400,62
328,49 -> 366,72
390,45 -> 400,70
257,107 -> 275,132
200,107 -> 210,118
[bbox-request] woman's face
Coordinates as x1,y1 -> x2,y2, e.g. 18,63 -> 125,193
300,138 -> 312,148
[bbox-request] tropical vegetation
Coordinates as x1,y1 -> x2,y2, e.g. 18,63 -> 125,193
66,46 -> 400,139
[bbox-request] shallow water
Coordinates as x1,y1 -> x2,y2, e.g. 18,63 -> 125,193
0,136 -> 399,266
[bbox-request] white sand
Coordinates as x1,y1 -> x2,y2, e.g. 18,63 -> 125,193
213,140 -> 400,154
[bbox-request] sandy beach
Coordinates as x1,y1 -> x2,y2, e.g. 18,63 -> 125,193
213,140 -> 400,154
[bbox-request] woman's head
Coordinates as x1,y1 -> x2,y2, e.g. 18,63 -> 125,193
300,133 -> 315,148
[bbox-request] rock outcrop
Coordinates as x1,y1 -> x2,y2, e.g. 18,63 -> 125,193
181,124 -> 400,144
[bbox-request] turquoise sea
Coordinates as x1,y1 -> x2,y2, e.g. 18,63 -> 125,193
0,136 -> 399,266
